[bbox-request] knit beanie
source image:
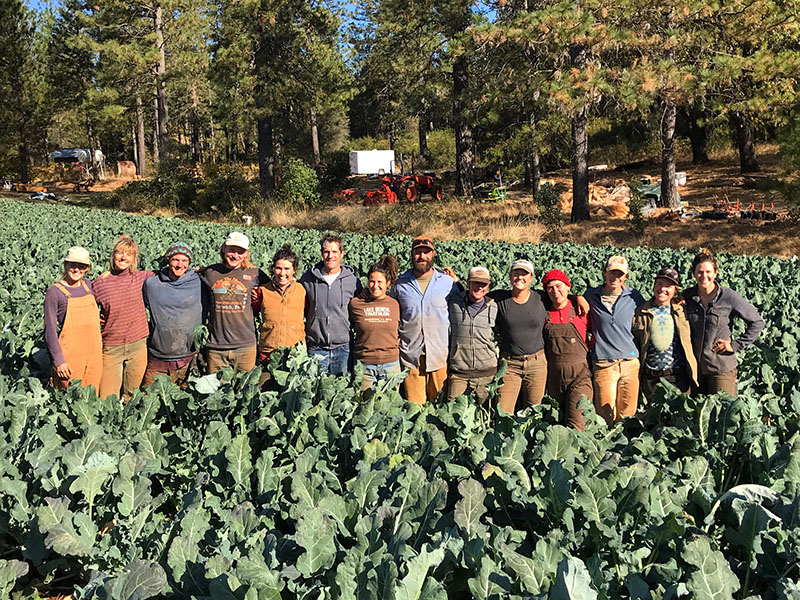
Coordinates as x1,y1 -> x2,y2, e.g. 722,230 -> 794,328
164,241 -> 193,263
542,269 -> 571,288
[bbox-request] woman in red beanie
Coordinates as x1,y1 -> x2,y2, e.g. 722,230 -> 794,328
541,269 -> 593,430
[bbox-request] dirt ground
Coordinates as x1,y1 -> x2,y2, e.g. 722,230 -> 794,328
5,148 -> 798,259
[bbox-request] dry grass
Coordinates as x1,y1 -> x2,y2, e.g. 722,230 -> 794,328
11,146 -> 797,259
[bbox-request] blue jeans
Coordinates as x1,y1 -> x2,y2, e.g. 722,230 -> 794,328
362,360 -> 402,389
309,343 -> 351,376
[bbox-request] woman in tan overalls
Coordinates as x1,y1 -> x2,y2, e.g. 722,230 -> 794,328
43,247 -> 103,390
542,269 -> 593,430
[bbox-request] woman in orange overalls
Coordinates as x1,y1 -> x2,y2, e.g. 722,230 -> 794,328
43,247 -> 103,390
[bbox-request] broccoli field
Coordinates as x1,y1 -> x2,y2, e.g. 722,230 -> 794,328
1,198 -> 800,599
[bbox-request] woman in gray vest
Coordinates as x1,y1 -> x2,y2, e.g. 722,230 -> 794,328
446,266 -> 498,403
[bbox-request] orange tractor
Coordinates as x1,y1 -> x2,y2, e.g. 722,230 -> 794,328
337,172 -> 444,206
383,173 -> 443,202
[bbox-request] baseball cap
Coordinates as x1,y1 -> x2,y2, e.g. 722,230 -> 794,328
164,241 -> 193,263
655,267 -> 680,286
64,246 -> 91,266
510,259 -> 534,275
411,235 -> 435,251
467,266 -> 491,284
542,269 -> 571,288
605,255 -> 629,274
224,231 -> 250,250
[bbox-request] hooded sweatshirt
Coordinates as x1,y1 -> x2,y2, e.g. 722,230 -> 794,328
144,268 -> 207,360
300,262 -> 362,349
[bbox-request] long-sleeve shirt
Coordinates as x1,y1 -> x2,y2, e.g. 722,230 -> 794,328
393,268 -> 459,371
585,285 -> 645,361
143,268 -> 207,361
682,284 -> 764,375
93,269 -> 155,346
43,278 -> 94,365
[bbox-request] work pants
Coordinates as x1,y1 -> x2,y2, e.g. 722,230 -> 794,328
99,337 -> 148,401
497,351 -> 547,415
546,360 -> 592,431
592,358 -> 640,426
404,355 -> 447,405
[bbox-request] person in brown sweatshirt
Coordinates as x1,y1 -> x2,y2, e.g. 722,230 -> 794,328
349,255 -> 402,390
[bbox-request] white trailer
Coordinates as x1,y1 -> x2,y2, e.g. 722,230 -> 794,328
349,150 -> 396,175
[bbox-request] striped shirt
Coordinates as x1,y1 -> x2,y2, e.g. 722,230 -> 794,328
93,269 -> 155,346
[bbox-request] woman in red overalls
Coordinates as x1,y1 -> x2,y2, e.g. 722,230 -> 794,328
541,269 -> 593,430
43,247 -> 103,390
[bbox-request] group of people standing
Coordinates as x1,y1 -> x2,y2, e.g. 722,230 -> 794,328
44,231 -> 764,429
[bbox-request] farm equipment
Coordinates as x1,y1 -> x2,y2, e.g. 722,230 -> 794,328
335,171 -> 443,206
10,182 -> 48,193
740,201 -> 778,221
73,179 -> 95,193
382,173 -> 443,202
363,183 -> 398,206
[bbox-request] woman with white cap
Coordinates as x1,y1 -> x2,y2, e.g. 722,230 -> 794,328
201,231 -> 268,373
584,255 -> 645,425
44,247 -> 103,390
489,259 -> 550,413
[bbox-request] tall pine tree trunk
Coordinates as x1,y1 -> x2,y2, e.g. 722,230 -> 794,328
529,148 -> 541,200
310,108 -> 321,169
453,54 -> 474,198
688,105 -> 710,164
569,44 -> 589,222
730,112 -> 759,173
154,2 -> 169,161
661,100 -> 679,208
19,139 -> 29,184
152,95 -> 160,165
418,114 -> 428,159
136,95 -> 147,176
257,115 -> 275,195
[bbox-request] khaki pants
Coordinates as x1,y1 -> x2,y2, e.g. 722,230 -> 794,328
207,345 -> 257,374
99,337 -> 148,401
404,355 -> 447,405
593,358 -> 640,425
497,351 -> 547,415
447,374 -> 494,404
698,369 -> 737,397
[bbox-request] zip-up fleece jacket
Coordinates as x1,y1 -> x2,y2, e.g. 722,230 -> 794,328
682,284 -> 764,375
300,263 -> 362,350
447,292 -> 498,377
143,268 -> 206,361
632,299 -> 698,385
585,285 -> 644,361
258,280 -> 306,356
393,268 -> 459,371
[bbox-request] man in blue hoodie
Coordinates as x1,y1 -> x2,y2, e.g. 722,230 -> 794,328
299,233 -> 362,376
143,242 -> 207,387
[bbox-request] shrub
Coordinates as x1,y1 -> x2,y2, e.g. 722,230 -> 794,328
535,182 -> 562,234
627,179 -> 647,237
196,163 -> 259,214
278,158 -> 322,208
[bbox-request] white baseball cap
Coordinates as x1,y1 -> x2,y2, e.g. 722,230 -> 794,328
63,246 -> 91,266
224,231 -> 250,250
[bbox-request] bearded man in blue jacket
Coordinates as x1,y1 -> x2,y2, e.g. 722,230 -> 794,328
393,235 -> 459,404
